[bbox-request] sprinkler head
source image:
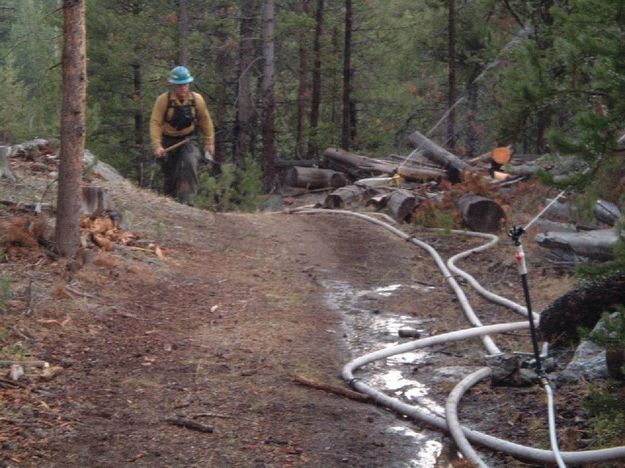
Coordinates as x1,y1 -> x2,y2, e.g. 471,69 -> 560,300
508,225 -> 525,244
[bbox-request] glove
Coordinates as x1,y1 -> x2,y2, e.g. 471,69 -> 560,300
204,150 -> 214,163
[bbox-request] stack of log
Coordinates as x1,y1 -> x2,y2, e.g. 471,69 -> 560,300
279,132 -> 516,233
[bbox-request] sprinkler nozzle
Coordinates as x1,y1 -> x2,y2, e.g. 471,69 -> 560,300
508,225 -> 525,244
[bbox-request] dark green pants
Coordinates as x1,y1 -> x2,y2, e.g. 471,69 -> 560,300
160,135 -> 200,205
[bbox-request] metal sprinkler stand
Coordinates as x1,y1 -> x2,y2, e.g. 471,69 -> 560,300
508,225 -> 544,377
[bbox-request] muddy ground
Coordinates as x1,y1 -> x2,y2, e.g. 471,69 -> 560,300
0,158 -> 605,468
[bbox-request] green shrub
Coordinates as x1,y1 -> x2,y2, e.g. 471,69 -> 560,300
0,276 -> 10,312
583,381 -> 625,447
194,158 -> 262,212
580,306 -> 625,349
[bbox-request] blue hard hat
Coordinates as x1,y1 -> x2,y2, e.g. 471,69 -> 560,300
168,66 -> 194,84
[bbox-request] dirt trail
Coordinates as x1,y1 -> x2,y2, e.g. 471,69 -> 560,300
5,208 -> 448,467
2,172 -> 580,467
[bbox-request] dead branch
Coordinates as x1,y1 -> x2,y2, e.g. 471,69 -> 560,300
166,417 -> 214,433
293,374 -> 370,403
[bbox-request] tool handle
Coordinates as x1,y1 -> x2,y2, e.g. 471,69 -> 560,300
163,137 -> 191,154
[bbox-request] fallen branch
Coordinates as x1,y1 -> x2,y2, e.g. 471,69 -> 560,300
166,417 -> 214,433
191,412 -> 238,420
0,360 -> 48,368
293,374 -> 370,403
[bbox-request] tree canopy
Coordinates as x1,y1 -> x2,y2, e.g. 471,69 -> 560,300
1,0 -> 624,204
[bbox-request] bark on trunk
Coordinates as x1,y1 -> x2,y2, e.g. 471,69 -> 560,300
177,0 -> 189,66
296,1 -> 310,158
341,0 -> 353,150
447,0 -> 456,150
324,147 -> 444,181
56,0 -> 87,258
261,0 -> 276,192
283,166 -> 348,190
540,273 -> 625,344
214,3 -> 231,169
307,0 -> 324,158
455,194 -> 505,233
234,0 -> 257,170
407,130 -> 472,182
0,146 -> 17,182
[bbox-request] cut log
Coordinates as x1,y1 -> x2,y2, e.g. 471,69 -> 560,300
0,146 -> 17,182
396,165 -> 445,182
81,185 -> 111,217
504,164 -> 540,177
535,228 -> 618,261
540,273 -> 625,345
365,193 -> 392,210
594,199 -> 621,226
283,166 -> 348,190
386,189 -> 421,222
407,131 -> 473,182
323,147 -> 443,182
324,148 -> 397,179
455,194 -> 505,233
323,185 -> 366,209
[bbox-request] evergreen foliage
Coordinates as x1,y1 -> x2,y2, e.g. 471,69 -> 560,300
1,0 -> 625,216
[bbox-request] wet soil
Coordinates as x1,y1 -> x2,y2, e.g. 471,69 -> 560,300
0,168 -> 595,467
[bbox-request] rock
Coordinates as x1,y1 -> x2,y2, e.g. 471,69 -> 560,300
485,354 -> 539,387
83,150 -> 125,183
558,340 -> 608,384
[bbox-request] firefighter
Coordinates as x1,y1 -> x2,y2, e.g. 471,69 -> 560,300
149,66 -> 215,205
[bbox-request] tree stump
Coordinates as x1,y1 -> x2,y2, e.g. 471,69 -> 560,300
0,146 -> 17,182
455,194 -> 505,233
81,185 -> 111,216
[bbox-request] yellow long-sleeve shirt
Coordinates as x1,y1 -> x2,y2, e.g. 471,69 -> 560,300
149,91 -> 215,151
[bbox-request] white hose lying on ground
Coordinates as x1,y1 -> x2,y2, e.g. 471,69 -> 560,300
291,207 -> 625,465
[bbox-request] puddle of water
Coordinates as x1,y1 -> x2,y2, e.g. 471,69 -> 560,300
387,426 -> 442,468
323,279 -> 444,467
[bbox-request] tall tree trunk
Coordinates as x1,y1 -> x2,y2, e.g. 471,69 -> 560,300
465,76 -> 478,158
177,0 -> 189,66
341,0 -> 353,151
307,0 -> 324,158
261,0 -> 276,192
213,2 -> 230,167
130,2 -> 145,185
447,0 -> 456,150
296,1 -> 310,158
234,0 -> 257,170
331,26 -> 340,125
56,0 -> 87,258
